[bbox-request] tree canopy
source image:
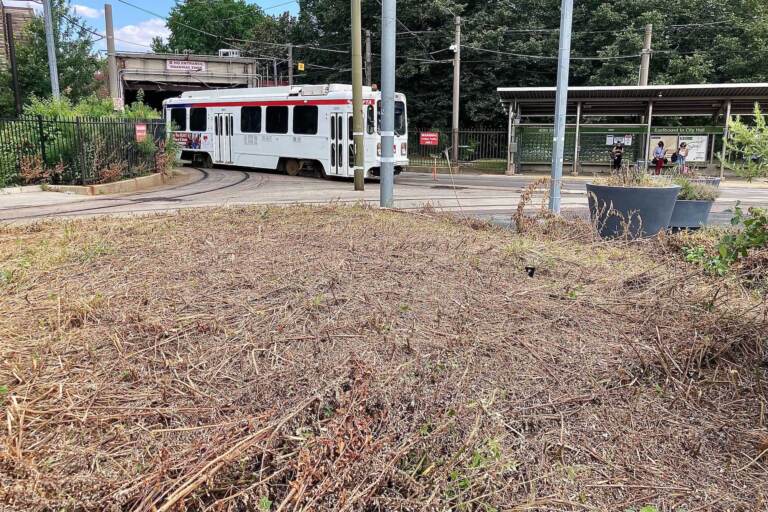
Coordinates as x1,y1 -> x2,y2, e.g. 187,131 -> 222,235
0,0 -> 103,116
3,0 -> 767,128
159,0 -> 765,128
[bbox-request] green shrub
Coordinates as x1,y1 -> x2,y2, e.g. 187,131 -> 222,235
684,204 -> 767,275
675,178 -> 719,201
726,103 -> 768,181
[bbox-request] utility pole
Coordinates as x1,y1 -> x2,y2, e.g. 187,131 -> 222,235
365,29 -> 372,87
287,44 -> 293,86
5,13 -> 22,115
42,0 -> 60,99
451,16 -> 461,164
638,23 -> 652,86
548,0 -> 573,213
273,58 -> 278,86
380,0 -> 396,207
104,4 -> 120,108
351,0 -> 365,191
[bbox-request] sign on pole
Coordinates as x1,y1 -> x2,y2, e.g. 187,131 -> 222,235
419,132 -> 439,146
135,123 -> 147,142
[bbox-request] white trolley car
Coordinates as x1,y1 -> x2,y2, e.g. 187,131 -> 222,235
162,84 -> 409,178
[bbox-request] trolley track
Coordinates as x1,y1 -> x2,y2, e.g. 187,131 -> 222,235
2,168 -> 263,222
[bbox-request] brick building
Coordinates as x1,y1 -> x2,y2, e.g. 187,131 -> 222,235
0,2 -> 34,67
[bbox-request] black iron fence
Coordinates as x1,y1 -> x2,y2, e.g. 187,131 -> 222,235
408,129 -> 508,172
0,116 -> 166,188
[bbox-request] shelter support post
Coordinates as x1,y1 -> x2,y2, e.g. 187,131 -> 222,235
572,101 -> 582,175
720,100 -> 732,179
506,101 -> 516,175
644,101 -> 654,171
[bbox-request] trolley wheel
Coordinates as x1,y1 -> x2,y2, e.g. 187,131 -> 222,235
196,153 -> 213,169
316,162 -> 328,179
283,158 -> 301,176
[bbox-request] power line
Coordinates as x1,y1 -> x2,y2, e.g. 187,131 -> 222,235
461,44 -> 642,61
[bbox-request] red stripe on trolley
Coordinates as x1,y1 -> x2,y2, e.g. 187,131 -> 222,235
183,99 -> 376,108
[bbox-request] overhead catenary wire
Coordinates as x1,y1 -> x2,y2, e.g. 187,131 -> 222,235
461,44 -> 643,61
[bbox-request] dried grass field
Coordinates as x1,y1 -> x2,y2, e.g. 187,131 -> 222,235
1,206 -> 766,511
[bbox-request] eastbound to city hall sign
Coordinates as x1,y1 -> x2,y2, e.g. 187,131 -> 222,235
166,60 -> 207,72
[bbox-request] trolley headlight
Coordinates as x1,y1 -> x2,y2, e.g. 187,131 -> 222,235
401,143 -> 407,156
377,142 -> 381,157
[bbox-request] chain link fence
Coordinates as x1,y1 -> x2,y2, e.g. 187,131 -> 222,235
0,116 -> 166,188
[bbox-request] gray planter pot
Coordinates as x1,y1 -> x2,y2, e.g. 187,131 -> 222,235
586,183 -> 680,239
669,200 -> 714,229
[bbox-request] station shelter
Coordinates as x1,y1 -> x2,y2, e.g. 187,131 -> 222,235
496,83 -> 768,176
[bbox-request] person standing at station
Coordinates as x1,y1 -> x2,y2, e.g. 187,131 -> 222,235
611,142 -> 625,172
653,140 -> 668,175
677,142 -> 689,173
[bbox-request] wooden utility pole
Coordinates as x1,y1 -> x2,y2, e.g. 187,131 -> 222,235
287,44 -> 293,86
351,0 -> 365,190
451,16 -> 461,164
365,29 -> 372,87
5,13 -> 22,115
639,24 -> 652,86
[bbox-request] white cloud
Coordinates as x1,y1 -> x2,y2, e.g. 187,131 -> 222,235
113,18 -> 170,51
71,4 -> 102,19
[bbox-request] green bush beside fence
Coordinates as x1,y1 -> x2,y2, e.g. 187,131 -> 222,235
0,116 -> 166,188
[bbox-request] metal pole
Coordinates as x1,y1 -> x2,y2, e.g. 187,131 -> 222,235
352,0 -> 365,191
287,44 -> 293,86
548,0 -> 573,213
365,29 -> 372,87
273,59 -> 278,85
638,23 -> 652,86
451,16 -> 461,165
5,13 -> 22,115
505,102 -> 514,175
720,100 -> 731,179
645,101 -> 654,170
572,100 -> 581,175
380,0 -> 396,207
105,4 -> 120,107
42,0 -> 60,99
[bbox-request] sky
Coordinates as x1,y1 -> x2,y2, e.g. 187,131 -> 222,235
4,0 -> 298,52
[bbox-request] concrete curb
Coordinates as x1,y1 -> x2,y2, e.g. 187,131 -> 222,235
46,173 -> 170,196
1,185 -> 44,195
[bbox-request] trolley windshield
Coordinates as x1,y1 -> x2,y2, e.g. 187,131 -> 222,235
377,101 -> 407,136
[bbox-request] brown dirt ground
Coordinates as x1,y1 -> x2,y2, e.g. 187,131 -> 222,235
0,206 -> 766,511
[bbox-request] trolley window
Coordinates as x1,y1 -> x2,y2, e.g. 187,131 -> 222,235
376,101 -> 407,136
266,106 -> 289,134
170,108 -> 187,131
367,105 -> 375,134
241,106 -> 261,133
293,106 -> 318,135
190,108 -> 207,131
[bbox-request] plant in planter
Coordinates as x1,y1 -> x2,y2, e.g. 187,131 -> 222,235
669,178 -> 720,230
587,166 -> 680,239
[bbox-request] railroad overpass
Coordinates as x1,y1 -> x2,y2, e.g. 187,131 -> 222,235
115,52 -> 287,109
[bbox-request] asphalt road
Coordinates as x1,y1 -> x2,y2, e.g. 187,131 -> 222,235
1,167 -> 766,225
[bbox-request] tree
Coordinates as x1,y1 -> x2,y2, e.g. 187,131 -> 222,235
0,0 -> 103,116
157,0 -> 288,55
